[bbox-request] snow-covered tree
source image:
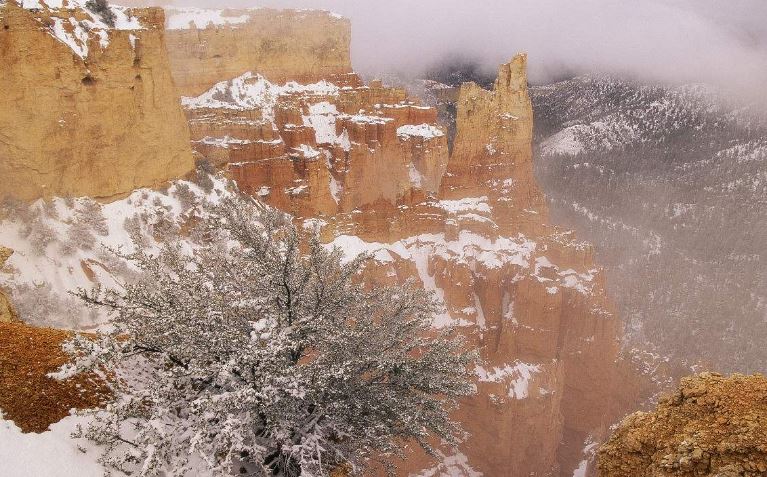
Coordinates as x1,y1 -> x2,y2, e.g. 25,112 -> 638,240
62,195 -> 476,477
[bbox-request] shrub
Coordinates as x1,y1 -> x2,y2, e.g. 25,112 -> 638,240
85,0 -> 116,28
61,196 -> 476,477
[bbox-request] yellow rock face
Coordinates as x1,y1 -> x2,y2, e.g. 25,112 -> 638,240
599,373 -> 767,477
0,3 -> 193,201
165,9 -> 354,97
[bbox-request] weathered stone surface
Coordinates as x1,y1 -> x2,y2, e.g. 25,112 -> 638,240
342,57 -> 645,477
599,373 -> 767,477
165,8 -> 354,97
0,2 -> 193,201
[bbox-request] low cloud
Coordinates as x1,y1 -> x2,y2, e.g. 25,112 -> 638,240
170,0 -> 767,101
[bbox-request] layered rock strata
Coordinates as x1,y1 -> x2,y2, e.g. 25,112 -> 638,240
0,0 -> 193,201
182,72 -> 449,220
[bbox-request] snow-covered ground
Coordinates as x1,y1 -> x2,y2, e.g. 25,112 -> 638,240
0,414 -> 104,477
532,74 -> 767,372
165,7 -> 346,30
0,176 -> 234,329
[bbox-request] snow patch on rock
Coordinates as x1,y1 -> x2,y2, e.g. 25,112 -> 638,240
397,124 -> 445,140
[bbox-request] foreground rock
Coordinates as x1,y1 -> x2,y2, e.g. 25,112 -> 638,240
0,0 -> 193,201
0,321 -> 110,433
599,373 -> 767,477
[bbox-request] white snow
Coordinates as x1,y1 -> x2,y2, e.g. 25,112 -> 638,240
328,235 -> 395,263
433,197 -> 492,215
397,124 -> 445,140
182,72 -> 339,125
165,7 -> 254,30
0,176 -> 233,329
22,0 -> 143,59
0,414 -> 104,477
341,114 -> 393,125
572,439 -> 599,477
533,256 -> 598,296
292,144 -> 322,159
411,452 -> 483,477
195,136 -> 255,148
329,176 -> 342,204
328,231 -> 537,328
572,460 -> 589,477
408,164 -> 425,188
337,129 -> 352,152
475,362 -> 541,399
303,102 -> 341,145
540,127 -> 586,156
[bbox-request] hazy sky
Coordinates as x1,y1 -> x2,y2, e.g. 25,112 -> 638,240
170,0 -> 767,99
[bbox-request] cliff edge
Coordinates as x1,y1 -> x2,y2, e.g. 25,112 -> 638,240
599,373 -> 767,477
165,8 -> 353,97
0,0 -> 193,201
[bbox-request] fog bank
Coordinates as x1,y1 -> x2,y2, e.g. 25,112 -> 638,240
165,0 -> 767,102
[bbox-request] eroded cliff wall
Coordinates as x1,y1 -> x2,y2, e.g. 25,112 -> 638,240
0,1 -> 193,201
164,8 -> 354,97
183,47 -> 648,476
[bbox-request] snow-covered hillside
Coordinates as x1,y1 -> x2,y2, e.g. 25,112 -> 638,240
532,75 -> 767,372
0,175 -> 235,329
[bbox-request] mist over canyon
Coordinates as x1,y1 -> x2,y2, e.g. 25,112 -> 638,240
0,1 -> 765,476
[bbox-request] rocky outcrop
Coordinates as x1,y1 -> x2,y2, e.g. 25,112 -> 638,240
183,72 -> 449,219
164,8 -> 354,97
340,55 -> 644,477
0,321 -> 110,433
0,247 -> 16,323
598,373 -> 767,477
0,0 -> 193,201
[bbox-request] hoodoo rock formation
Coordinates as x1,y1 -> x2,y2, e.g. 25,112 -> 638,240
183,38 -> 647,474
164,8 -> 354,97
599,373 -> 767,477
181,70 -> 448,220
0,0 -> 193,201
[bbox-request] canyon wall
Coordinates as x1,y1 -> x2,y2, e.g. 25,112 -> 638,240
0,1 -> 193,201
164,8 -> 354,97
182,42 -> 647,474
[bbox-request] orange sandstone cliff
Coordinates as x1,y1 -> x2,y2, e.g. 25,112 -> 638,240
181,33 -> 648,473
164,8 -> 354,97
0,0 -> 193,201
